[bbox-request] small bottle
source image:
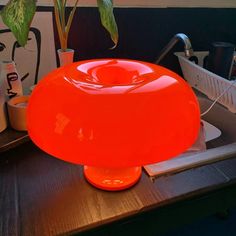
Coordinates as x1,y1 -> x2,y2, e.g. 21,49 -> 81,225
0,61 -> 23,100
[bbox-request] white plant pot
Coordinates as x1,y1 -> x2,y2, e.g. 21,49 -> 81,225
0,61 -> 23,100
57,49 -> 74,67
0,60 -> 24,133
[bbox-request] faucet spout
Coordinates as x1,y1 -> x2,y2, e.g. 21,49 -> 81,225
155,33 -> 194,64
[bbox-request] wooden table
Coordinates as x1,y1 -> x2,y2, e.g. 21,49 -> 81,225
1,141 -> 236,236
0,128 -> 29,153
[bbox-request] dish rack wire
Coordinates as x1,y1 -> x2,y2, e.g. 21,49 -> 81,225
175,51 -> 236,113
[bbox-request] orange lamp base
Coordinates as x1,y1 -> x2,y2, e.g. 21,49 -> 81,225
84,166 -> 142,191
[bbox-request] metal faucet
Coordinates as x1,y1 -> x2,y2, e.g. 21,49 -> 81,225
155,33 -> 194,64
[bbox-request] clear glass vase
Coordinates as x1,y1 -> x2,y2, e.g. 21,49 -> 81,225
57,49 -> 74,67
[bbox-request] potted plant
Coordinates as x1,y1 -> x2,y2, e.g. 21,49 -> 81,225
0,0 -> 118,66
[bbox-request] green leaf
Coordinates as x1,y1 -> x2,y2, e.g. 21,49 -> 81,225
97,0 -> 118,48
66,0 -> 79,36
0,0 -> 36,47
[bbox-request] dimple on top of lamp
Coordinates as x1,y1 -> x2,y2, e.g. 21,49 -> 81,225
27,59 -> 200,168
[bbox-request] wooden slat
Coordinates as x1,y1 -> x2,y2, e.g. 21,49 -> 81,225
0,150 -> 20,236
0,128 -> 29,153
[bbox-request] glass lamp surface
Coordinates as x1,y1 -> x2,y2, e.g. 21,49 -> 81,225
27,59 -> 200,168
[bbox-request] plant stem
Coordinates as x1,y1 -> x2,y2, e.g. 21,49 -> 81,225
54,0 -> 79,51
66,0 -> 79,37
58,0 -> 67,50
54,0 -> 64,50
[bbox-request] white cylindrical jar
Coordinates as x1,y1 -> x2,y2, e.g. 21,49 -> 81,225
0,61 -> 23,100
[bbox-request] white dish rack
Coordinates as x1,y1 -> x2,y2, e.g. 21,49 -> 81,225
175,51 -> 236,113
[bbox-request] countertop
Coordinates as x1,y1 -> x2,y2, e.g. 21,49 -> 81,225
1,141 -> 236,236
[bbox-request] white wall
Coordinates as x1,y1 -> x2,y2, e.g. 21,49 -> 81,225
1,0 -> 236,8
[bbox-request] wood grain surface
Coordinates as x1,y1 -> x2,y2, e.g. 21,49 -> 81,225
0,142 -> 236,236
0,128 -> 29,153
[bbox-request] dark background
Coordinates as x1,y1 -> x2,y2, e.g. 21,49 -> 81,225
53,7 -> 236,74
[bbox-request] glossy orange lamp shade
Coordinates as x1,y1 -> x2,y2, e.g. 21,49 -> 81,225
27,59 -> 200,191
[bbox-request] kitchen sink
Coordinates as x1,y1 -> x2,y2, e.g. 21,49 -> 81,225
199,92 -> 236,148
144,91 -> 236,177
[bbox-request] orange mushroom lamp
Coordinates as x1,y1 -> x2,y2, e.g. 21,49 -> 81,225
27,59 -> 200,191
